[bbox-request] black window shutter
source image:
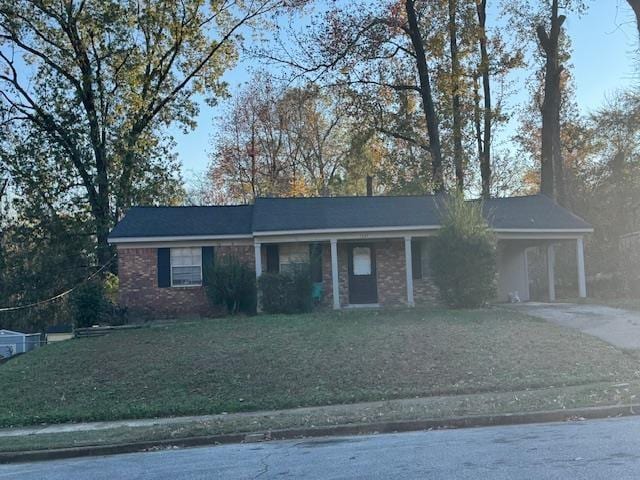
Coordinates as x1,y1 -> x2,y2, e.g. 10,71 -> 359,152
266,245 -> 279,273
202,246 -> 215,285
157,248 -> 171,288
309,243 -> 323,283
411,240 -> 422,280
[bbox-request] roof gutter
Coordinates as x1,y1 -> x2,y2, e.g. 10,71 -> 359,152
108,234 -> 253,244
252,225 -> 442,237
109,226 -> 593,245
493,228 -> 594,234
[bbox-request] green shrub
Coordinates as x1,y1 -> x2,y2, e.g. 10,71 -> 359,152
258,264 -> 313,314
430,193 -> 497,308
70,280 -> 109,328
103,272 -> 119,303
204,256 -> 256,315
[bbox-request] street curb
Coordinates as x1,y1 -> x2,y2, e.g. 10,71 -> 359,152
1,403 -> 639,464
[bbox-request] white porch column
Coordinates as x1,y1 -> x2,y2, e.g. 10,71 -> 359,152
576,236 -> 587,298
254,243 -> 262,279
547,244 -> 556,302
404,236 -> 415,307
330,239 -> 340,310
254,243 -> 263,312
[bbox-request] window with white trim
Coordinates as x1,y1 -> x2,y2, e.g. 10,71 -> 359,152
170,247 -> 202,286
279,244 -> 309,273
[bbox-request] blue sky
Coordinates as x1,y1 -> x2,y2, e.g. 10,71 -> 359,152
173,0 -> 640,185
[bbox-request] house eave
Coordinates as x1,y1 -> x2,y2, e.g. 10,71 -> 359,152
109,226 -> 593,246
495,228 -> 593,241
493,228 -> 593,233
252,225 -> 442,237
108,234 -> 254,245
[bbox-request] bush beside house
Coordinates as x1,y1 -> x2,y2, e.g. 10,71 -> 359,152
70,274 -> 127,328
430,194 -> 497,308
258,264 -> 313,314
70,281 -> 110,328
204,256 -> 256,315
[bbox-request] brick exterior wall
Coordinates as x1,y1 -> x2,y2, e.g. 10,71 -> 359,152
373,239 -> 404,305
117,245 -> 254,318
320,243 -> 350,307
413,275 -> 440,306
320,239 -> 439,307
118,239 -> 439,317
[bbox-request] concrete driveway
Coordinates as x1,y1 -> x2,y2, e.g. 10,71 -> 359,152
508,302 -> 640,350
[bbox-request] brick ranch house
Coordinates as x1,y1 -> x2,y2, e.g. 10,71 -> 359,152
108,194 -> 593,316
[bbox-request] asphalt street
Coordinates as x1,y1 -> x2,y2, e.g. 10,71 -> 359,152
3,416 -> 640,479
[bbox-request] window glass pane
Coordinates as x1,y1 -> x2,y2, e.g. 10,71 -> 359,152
172,266 -> 201,286
170,248 -> 202,285
353,247 -> 371,276
310,243 -> 323,283
279,244 -> 308,272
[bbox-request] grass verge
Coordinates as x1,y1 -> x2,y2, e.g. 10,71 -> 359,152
2,381 -> 640,453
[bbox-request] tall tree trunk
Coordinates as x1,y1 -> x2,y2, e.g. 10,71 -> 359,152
95,156 -> 112,269
0,178 -> 5,291
405,0 -> 445,193
249,126 -> 258,201
476,0 -> 492,199
552,107 -> 567,205
536,0 -> 565,201
449,0 -> 464,191
0,178 -> 7,201
473,73 -> 482,163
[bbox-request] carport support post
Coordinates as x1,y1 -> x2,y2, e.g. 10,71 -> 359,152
254,243 -> 262,278
577,236 -> 587,298
547,244 -> 556,302
404,236 -> 415,307
330,239 -> 340,310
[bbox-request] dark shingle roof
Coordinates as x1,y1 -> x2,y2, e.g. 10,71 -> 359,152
482,195 -> 591,230
108,205 -> 253,239
252,196 -> 441,231
109,194 -> 591,240
252,194 -> 591,232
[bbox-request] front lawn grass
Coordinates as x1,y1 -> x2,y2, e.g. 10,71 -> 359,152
1,307 -> 638,428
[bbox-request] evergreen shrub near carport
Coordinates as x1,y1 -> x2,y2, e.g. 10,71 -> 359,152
430,194 -> 497,308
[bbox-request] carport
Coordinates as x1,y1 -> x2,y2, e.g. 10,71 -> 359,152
496,236 -> 588,303
485,196 -> 593,303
